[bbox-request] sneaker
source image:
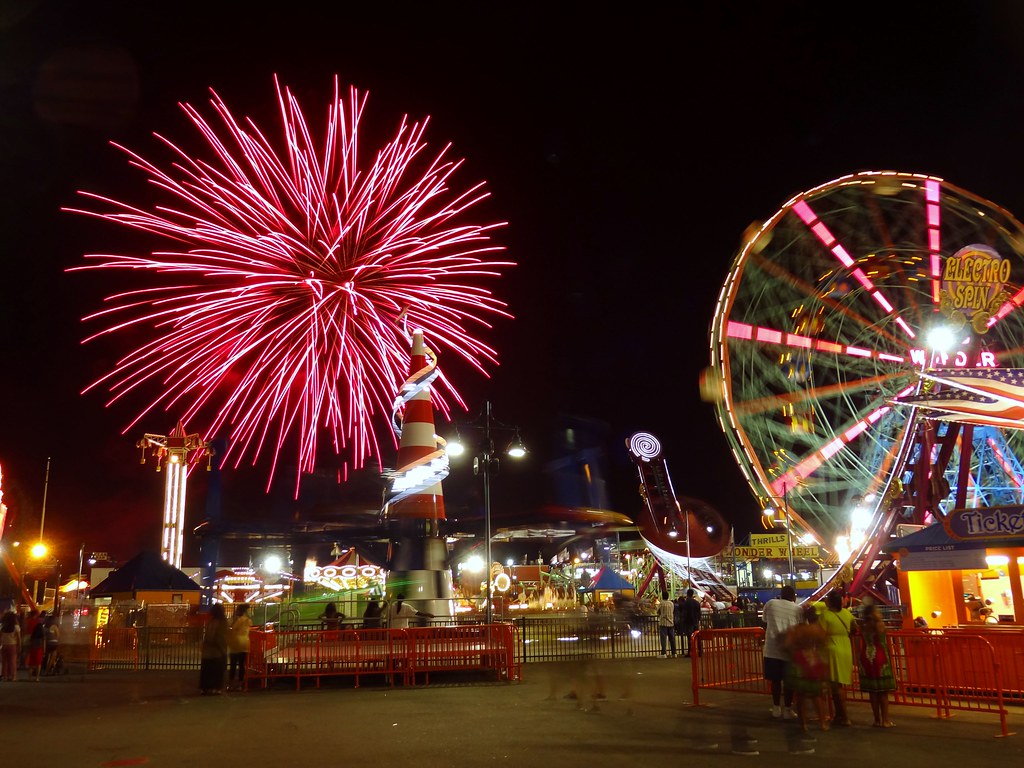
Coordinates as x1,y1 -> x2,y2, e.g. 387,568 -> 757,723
660,653 -> 668,658
783,708 -> 797,720
770,705 -> 782,718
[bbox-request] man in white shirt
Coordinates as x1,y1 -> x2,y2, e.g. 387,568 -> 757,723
387,594 -> 434,629
657,591 -> 677,657
762,584 -> 802,719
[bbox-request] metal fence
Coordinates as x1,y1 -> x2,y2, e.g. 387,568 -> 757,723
80,610 -> 760,671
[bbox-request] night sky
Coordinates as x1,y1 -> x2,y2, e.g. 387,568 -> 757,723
4,2 -> 1024,568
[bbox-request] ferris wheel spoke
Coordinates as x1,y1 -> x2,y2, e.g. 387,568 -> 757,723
767,396 -> 912,500
732,372 -> 905,418
792,198 -> 917,341
750,252 -> 910,351
725,321 -> 909,365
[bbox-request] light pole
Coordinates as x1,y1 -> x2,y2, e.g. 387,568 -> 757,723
763,483 -> 795,588
449,401 -> 526,623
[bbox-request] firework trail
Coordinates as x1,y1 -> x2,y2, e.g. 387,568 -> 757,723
67,77 -> 512,493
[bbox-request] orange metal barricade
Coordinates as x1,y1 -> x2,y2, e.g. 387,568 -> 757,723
692,627 -> 1014,737
690,627 -> 769,705
407,623 -> 520,685
89,627 -> 140,671
245,624 -> 519,690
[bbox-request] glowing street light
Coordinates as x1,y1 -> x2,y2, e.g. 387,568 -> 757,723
449,401 -> 526,623
762,482 -> 795,587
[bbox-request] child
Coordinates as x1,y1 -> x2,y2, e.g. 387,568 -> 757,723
858,603 -> 895,727
784,605 -> 830,732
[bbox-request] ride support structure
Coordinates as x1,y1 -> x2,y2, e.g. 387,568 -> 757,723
626,432 -> 734,601
382,329 -> 454,619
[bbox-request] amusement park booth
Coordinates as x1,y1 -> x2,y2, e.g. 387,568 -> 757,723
583,566 -> 636,608
885,522 -> 1024,628
90,550 -> 202,607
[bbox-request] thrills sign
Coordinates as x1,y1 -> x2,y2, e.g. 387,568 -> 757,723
940,245 -> 1011,334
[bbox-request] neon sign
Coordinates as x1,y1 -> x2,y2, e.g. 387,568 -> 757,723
304,564 -> 385,592
940,245 -> 1011,334
908,349 -> 998,369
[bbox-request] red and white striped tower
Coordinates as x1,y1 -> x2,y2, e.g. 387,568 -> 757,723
383,329 -> 454,618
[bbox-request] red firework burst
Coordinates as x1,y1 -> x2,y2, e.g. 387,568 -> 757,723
67,77 -> 512,492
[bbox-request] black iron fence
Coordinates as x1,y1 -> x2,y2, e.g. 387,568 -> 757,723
80,611 -> 766,671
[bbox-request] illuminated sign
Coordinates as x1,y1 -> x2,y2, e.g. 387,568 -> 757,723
750,533 -> 788,547
304,564 -> 386,592
946,504 -> 1024,541
735,545 -> 819,559
940,245 -> 1011,334
908,348 -> 998,369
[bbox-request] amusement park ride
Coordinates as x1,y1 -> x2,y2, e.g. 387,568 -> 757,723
705,170 -> 1024,606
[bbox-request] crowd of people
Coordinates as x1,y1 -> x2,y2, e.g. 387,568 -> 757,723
0,608 -> 62,682
760,587 -> 896,732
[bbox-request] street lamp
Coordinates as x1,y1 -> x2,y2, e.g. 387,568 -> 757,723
762,483 -> 795,588
448,401 -> 526,623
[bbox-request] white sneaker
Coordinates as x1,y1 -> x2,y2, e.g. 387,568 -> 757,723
660,653 -> 667,658
770,705 -> 782,718
783,708 -> 797,720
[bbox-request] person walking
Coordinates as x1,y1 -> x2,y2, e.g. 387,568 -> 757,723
199,604 -> 229,695
857,603 -> 895,727
0,611 -> 20,681
818,590 -> 855,726
762,584 -> 803,719
657,591 -> 677,657
679,589 -> 702,657
226,603 -> 252,691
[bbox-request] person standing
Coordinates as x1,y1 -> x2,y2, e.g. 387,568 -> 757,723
857,603 -> 895,727
42,615 -> 60,675
386,594 -> 433,629
362,599 -> 383,629
27,612 -> 46,680
679,589 -> 702,657
818,590 -> 855,726
0,611 -> 20,681
762,584 -> 803,719
20,609 -> 40,670
319,602 -> 343,631
226,603 -> 252,691
784,604 -> 830,732
657,591 -> 677,657
199,604 -> 229,695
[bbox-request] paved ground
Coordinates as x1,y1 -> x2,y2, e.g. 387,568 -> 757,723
2,656 -> 1022,766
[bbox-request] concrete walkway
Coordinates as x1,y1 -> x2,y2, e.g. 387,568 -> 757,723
1,657 -> 1022,766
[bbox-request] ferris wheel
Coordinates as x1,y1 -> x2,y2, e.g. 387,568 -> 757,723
709,171 -> 1024,559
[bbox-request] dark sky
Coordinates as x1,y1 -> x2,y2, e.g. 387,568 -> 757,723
4,1 -> 1024,567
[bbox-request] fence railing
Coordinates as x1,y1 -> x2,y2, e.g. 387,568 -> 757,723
690,626 -> 1016,737
246,623 -> 520,689
83,612 -> 742,671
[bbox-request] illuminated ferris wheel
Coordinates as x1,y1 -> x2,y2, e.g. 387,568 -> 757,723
709,171 -> 1024,563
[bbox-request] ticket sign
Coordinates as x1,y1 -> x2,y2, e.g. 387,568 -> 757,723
945,504 -> 1024,541
735,545 -> 819,559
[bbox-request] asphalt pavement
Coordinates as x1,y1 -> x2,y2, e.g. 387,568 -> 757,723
1,656 -> 1021,767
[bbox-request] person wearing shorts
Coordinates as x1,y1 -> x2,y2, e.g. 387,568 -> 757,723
763,584 -> 803,719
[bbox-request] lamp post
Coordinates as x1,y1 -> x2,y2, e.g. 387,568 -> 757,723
449,400 -> 526,623
763,483 -> 795,588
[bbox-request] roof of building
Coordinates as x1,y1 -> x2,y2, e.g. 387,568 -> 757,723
90,550 -> 201,596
